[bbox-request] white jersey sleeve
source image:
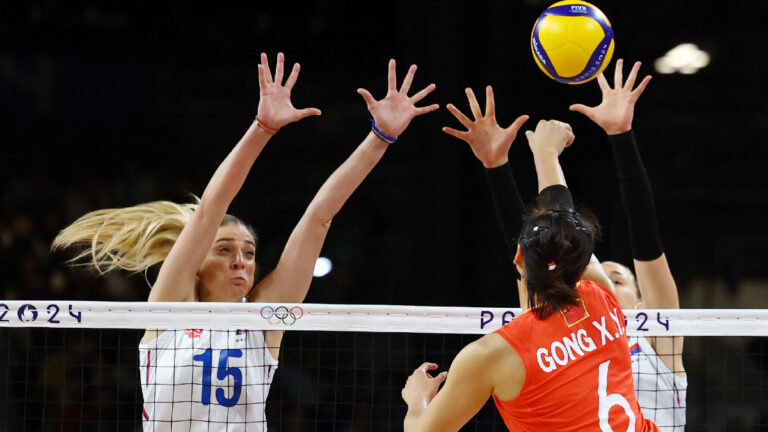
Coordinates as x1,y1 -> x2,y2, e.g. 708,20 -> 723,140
629,335 -> 687,432
138,329 -> 279,431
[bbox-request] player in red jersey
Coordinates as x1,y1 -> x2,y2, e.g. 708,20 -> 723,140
402,90 -> 659,431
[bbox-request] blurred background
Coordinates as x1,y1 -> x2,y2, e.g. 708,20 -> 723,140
1,1 -> 767,430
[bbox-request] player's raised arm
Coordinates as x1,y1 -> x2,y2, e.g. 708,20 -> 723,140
443,86 -> 529,262
523,119 -> 572,191
52,53 -> 321,304
251,59 -> 438,305
522,120 -> 613,291
147,53 -> 320,302
569,59 -> 678,309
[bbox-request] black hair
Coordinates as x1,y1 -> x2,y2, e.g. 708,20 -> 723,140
519,200 -> 600,319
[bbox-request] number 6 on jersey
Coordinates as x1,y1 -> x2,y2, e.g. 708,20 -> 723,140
598,359 -> 635,431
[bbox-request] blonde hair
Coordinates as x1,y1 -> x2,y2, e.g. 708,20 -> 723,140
52,201 -> 198,274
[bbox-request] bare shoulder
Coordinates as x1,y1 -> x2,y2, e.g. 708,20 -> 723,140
473,332 -> 517,354
452,333 -> 520,369
461,333 -> 525,401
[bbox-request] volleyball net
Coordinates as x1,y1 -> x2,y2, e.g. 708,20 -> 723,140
1,301 -> 767,431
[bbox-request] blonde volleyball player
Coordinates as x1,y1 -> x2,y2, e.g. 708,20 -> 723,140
53,54 -> 438,431
570,59 -> 686,430
402,97 -> 659,430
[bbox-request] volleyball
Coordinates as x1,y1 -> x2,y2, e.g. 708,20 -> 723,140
531,0 -> 615,84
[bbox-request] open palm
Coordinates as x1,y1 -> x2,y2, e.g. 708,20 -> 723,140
569,59 -> 652,135
257,52 -> 321,130
443,86 -> 529,168
357,59 -> 439,138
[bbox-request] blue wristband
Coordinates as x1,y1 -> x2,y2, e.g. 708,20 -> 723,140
369,118 -> 397,144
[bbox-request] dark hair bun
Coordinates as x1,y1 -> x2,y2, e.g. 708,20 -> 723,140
519,203 -> 600,319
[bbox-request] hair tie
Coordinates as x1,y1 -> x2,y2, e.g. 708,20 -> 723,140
547,261 -> 557,271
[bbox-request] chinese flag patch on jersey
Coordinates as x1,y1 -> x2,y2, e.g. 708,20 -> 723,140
560,298 -> 589,327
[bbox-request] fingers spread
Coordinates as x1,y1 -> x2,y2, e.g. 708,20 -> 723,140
387,59 -> 397,92
297,107 -> 322,119
597,73 -> 610,93
274,52 -> 285,86
442,126 -> 468,140
613,58 -> 624,89
415,103 -> 440,116
632,75 -> 652,98
400,64 -> 417,94
624,60 -> 641,90
285,63 -> 300,90
257,64 -> 267,89
568,104 -> 591,116
466,87 -> 482,121
485,85 -> 496,119
506,114 -> 530,134
357,88 -> 376,108
446,103 -> 474,129
261,52 -> 273,84
410,83 -> 436,104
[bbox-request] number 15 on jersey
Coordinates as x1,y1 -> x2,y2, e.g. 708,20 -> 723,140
193,348 -> 243,407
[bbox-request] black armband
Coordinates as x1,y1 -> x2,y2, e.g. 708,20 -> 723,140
485,162 -> 525,265
608,130 -> 664,261
537,184 -> 574,209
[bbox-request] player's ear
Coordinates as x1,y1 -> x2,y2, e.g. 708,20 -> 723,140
514,245 -> 525,275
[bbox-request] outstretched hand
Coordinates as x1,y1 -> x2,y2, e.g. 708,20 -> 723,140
443,86 -> 529,168
257,52 -> 321,130
357,59 -> 439,139
569,59 -> 652,135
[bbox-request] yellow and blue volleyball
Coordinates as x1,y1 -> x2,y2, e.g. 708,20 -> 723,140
531,0 -> 615,84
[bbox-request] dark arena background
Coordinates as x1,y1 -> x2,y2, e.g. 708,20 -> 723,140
2,1 -> 768,431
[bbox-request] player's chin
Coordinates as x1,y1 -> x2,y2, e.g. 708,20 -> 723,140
228,282 -> 251,300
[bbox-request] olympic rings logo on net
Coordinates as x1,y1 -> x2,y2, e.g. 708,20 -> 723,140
260,306 -> 304,326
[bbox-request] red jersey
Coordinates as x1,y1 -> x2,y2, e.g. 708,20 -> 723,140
494,280 -> 660,432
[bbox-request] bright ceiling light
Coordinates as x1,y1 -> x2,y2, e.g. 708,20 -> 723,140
313,257 -> 332,277
655,43 -> 710,75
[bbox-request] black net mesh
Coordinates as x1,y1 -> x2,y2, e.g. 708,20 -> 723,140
1,326 -> 767,431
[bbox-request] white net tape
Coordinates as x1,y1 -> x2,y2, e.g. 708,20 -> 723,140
1,301 -> 766,335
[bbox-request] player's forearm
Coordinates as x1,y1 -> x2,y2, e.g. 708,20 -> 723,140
404,406 -> 429,432
254,134 -> 388,304
304,132 -> 388,224
150,122 -> 270,302
485,162 -> 525,262
199,121 -> 270,220
608,130 -> 663,261
532,150 -> 566,192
